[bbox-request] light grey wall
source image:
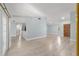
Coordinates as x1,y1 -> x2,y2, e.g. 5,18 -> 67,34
26,17 -> 47,39
0,8 -> 2,56
47,24 -> 58,35
0,7 -> 9,55
58,23 -> 63,37
2,10 -> 9,55
8,18 -> 17,49
12,16 -> 47,39
10,20 -> 16,37
47,20 -> 70,37
70,11 -> 76,41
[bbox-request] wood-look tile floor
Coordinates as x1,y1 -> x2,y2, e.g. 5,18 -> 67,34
5,35 -> 76,56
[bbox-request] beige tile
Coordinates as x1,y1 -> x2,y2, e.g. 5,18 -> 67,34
5,34 -> 76,56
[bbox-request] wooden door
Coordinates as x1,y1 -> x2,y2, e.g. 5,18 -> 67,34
64,24 -> 70,37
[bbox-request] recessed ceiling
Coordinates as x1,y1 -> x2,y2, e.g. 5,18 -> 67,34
5,3 -> 76,23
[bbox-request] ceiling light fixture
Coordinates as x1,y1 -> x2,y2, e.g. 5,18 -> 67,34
61,17 -> 65,20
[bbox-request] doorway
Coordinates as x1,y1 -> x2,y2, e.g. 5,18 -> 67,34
64,24 -> 70,37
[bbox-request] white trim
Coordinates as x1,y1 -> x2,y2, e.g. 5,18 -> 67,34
25,35 -> 47,40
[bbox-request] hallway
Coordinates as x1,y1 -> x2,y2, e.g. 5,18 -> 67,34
6,35 -> 76,56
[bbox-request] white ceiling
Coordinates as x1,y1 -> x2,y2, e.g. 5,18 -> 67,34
5,3 -> 76,23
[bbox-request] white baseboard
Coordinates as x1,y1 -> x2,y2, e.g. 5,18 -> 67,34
25,35 -> 47,41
